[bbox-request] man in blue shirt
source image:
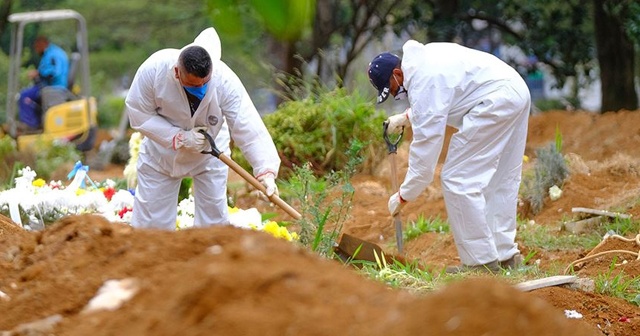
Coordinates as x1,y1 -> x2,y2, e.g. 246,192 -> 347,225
18,36 -> 69,130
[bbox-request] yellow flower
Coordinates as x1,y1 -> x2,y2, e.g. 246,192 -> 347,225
263,221 -> 279,234
228,206 -> 239,214
523,155 -> 530,163
262,221 -> 296,241
277,226 -> 293,241
32,178 -> 46,187
76,189 -> 86,196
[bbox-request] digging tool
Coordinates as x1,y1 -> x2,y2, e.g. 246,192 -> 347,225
383,120 -> 405,254
334,233 -> 406,266
199,130 -> 301,220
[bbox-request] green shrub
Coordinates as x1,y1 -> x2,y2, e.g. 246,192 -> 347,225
0,138 -> 83,190
520,126 -> 569,215
520,146 -> 569,215
233,87 -> 387,177
534,99 -> 567,112
0,136 -> 18,187
285,140 -> 364,257
34,142 -> 83,181
97,95 -> 126,129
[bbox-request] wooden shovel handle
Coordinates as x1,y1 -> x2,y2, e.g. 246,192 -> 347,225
218,154 -> 302,220
198,129 -> 302,220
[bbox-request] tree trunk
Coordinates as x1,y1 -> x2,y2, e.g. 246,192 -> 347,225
593,0 -> 638,112
268,36 -> 301,105
0,0 -> 13,46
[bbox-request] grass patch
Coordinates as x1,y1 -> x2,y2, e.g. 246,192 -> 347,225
404,214 -> 449,241
352,248 -> 561,294
594,258 -> 640,305
517,220 -> 602,251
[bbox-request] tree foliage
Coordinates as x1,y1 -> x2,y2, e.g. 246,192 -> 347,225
0,0 -> 636,115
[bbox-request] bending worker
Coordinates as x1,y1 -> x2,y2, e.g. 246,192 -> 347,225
126,27 -> 280,229
368,40 -> 531,273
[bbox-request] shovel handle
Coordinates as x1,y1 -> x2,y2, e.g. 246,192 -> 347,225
199,130 -> 223,158
383,122 -> 405,253
199,130 -> 302,220
382,120 -> 404,154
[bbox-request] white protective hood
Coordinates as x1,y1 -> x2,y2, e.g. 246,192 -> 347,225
125,28 -> 279,178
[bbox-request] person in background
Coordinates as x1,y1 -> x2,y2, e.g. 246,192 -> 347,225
368,39 -> 531,273
125,27 -> 280,230
18,36 -> 69,131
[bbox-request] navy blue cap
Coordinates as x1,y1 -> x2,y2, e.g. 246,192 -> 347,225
367,52 -> 400,104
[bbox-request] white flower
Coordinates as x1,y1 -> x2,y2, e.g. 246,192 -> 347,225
549,185 -> 562,201
103,179 -> 117,188
176,196 -> 196,229
229,208 -> 263,229
14,167 -> 37,191
121,211 -> 133,223
123,132 -> 143,189
1,165 -> 294,241
104,190 -> 135,211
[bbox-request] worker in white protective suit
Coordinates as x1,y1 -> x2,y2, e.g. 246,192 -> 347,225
367,40 -> 531,273
126,27 -> 280,230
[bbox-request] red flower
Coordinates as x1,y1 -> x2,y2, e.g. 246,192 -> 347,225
103,187 -> 116,201
118,206 -> 132,218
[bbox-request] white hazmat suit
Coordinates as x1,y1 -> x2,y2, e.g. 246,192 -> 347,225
125,28 -> 280,229
399,40 -> 530,266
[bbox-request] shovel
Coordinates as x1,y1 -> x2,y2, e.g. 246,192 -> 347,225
383,120 -> 405,254
334,233 -> 406,266
333,123 -> 406,264
199,130 -> 301,220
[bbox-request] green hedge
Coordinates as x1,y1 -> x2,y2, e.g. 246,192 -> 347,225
232,87 -> 388,177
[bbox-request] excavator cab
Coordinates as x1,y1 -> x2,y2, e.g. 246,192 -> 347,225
4,9 -> 98,152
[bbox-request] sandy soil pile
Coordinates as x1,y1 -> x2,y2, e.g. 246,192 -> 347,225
2,110 -> 640,335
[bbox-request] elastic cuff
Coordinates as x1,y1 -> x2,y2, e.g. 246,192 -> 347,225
255,170 -> 276,180
404,107 -> 412,120
172,135 -> 178,150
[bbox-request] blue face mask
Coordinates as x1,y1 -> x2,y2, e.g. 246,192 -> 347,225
183,82 -> 208,100
393,75 -> 407,101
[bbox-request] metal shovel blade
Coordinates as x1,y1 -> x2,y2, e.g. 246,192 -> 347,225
334,233 -> 405,265
383,121 -> 405,254
393,215 -> 404,254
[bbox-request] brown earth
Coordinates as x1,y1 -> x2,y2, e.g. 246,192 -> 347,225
2,109 -> 640,335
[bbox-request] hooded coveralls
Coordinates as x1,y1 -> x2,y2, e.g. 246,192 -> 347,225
125,28 -> 280,229
399,40 -> 531,266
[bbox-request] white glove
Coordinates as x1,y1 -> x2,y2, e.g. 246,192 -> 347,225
172,127 -> 208,152
386,109 -> 411,133
257,172 -> 279,198
388,192 -> 407,216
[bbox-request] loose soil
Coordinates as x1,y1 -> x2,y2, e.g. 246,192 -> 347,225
2,110 -> 640,335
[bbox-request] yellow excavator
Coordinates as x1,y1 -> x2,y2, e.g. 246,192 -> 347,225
2,9 -> 98,151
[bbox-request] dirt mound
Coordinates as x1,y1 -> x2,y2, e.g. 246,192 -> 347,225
0,215 -> 597,335
0,215 -> 29,240
3,110 -> 640,335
